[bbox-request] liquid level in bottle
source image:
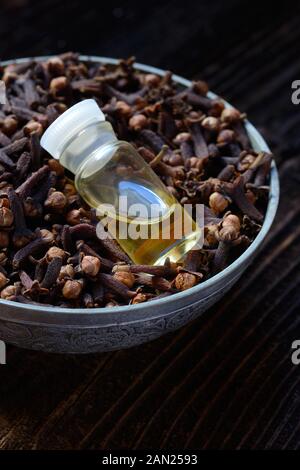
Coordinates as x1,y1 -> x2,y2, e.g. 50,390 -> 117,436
109,203 -> 201,266
74,143 -> 201,265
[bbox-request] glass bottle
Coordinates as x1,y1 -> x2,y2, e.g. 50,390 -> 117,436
41,99 -> 201,265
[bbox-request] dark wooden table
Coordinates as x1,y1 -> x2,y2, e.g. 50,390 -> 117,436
1,0 -> 300,450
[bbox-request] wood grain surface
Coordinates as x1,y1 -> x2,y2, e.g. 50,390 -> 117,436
0,0 -> 300,450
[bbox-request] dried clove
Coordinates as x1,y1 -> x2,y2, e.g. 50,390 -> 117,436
113,270 -> 135,288
81,255 -> 101,277
128,264 -> 176,277
175,272 -> 198,290
16,152 -> 32,182
91,282 -> 105,305
63,279 -> 83,299
13,236 -> 50,269
134,272 -> 172,291
8,188 -> 35,247
139,129 -> 171,157
77,241 -> 114,272
94,223 -> 131,263
187,119 -> 209,159
29,132 -> 41,170
98,273 -> 136,300
2,137 -> 28,155
0,150 -> 15,170
23,78 -> 40,109
220,176 -> 263,223
217,164 -> 236,181
0,131 -> 12,147
104,83 -> 148,106
16,165 -> 50,198
41,257 -> 63,288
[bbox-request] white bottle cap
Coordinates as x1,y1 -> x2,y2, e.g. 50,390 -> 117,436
41,99 -> 105,159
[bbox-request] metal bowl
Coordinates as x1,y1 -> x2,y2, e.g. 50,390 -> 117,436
0,56 -> 279,353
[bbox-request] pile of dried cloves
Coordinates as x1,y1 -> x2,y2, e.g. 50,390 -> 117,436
0,53 -> 272,308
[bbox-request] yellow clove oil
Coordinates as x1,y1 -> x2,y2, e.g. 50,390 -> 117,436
41,100 -> 201,265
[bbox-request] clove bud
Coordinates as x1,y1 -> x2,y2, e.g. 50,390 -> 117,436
46,246 -> 66,261
209,192 -> 230,215
128,114 -> 148,131
62,279 -> 83,299
175,272 -> 198,291
81,255 -> 101,277
0,272 -> 8,289
44,190 -> 67,212
0,207 -> 14,227
1,285 -> 17,299
113,270 -> 135,288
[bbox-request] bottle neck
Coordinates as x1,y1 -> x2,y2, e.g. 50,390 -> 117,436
59,121 -> 118,174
